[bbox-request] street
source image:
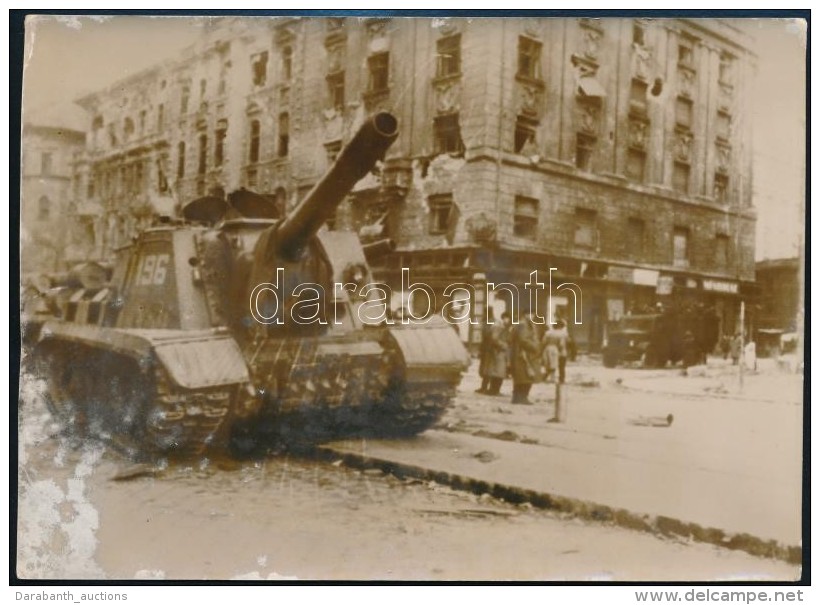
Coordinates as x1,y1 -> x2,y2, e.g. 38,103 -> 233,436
16,355 -> 803,581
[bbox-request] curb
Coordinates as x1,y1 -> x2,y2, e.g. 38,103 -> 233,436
316,445 -> 801,565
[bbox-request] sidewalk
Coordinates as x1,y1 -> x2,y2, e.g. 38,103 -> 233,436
324,355 -> 804,561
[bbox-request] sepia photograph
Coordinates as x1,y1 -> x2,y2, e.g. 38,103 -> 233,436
15,11 -> 807,584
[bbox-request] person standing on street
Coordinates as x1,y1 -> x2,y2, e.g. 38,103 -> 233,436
477,312 -> 511,395
511,312 -> 541,404
543,319 -> 570,384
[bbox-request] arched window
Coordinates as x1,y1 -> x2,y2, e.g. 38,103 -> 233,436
37,195 -> 51,221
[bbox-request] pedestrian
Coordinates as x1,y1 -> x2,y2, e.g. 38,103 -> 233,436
541,323 -> 560,383
476,312 -> 511,395
510,312 -> 541,404
730,332 -> 742,365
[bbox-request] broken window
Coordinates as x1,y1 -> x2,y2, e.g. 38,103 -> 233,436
433,113 -> 465,156
368,52 -> 390,92
277,113 -> 289,158
249,119 -> 260,164
327,71 -> 345,110
514,115 -> 538,154
517,36 -> 542,80
436,34 -> 461,78
252,51 -> 269,87
428,194 -> 454,235
514,196 -> 539,239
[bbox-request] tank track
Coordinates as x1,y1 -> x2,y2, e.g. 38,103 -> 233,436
32,341 -> 234,460
367,379 -> 458,437
143,368 -> 235,458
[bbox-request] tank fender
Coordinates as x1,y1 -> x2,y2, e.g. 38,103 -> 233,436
386,317 -> 470,383
152,337 -> 250,390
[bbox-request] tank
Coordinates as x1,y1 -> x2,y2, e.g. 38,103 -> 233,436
27,112 -> 469,458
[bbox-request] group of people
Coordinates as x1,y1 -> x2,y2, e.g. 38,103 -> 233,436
476,312 -> 571,405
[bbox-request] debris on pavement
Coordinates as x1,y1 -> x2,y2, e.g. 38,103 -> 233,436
473,450 -> 499,463
628,414 -> 674,428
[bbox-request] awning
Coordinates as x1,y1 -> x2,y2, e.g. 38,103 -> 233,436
577,76 -> 607,98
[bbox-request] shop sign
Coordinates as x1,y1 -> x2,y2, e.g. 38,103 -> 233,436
607,266 -> 634,283
702,279 -> 738,294
633,268 -> 660,287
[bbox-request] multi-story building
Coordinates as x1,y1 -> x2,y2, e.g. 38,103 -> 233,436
72,16 -> 757,351
21,114 -> 87,274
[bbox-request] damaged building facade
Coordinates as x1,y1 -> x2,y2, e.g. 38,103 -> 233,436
72,16 -> 756,352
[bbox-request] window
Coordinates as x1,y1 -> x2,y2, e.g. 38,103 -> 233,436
678,38 -> 694,68
673,227 -> 689,267
625,148 -> 646,182
157,104 -> 165,130
247,168 -> 258,189
627,218 -> 645,258
517,36 -> 542,80
428,194 -> 454,235
281,46 -> 293,81
672,161 -> 690,193
124,117 -> 135,139
198,133 -> 208,176
575,133 -> 595,170
37,196 -> 50,221
368,52 -> 390,92
139,110 -> 146,134
574,208 -> 598,248
630,78 -> 648,113
715,234 -> 729,269
252,51 -> 269,87
514,196 -> 539,239
436,34 -> 461,78
215,121 -> 227,167
514,115 -> 538,154
177,142 -> 186,179
675,97 -> 693,129
180,85 -> 190,115
632,22 -> 646,46
714,173 -> 729,204
433,113 -> 465,156
40,152 -> 52,175
716,111 -> 731,141
277,113 -> 289,158
719,52 -> 734,85
327,71 -> 345,110
199,78 -> 207,99
249,119 -> 261,163
87,177 -> 96,198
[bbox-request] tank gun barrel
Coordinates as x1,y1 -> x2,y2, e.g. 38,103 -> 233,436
274,112 -> 398,260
